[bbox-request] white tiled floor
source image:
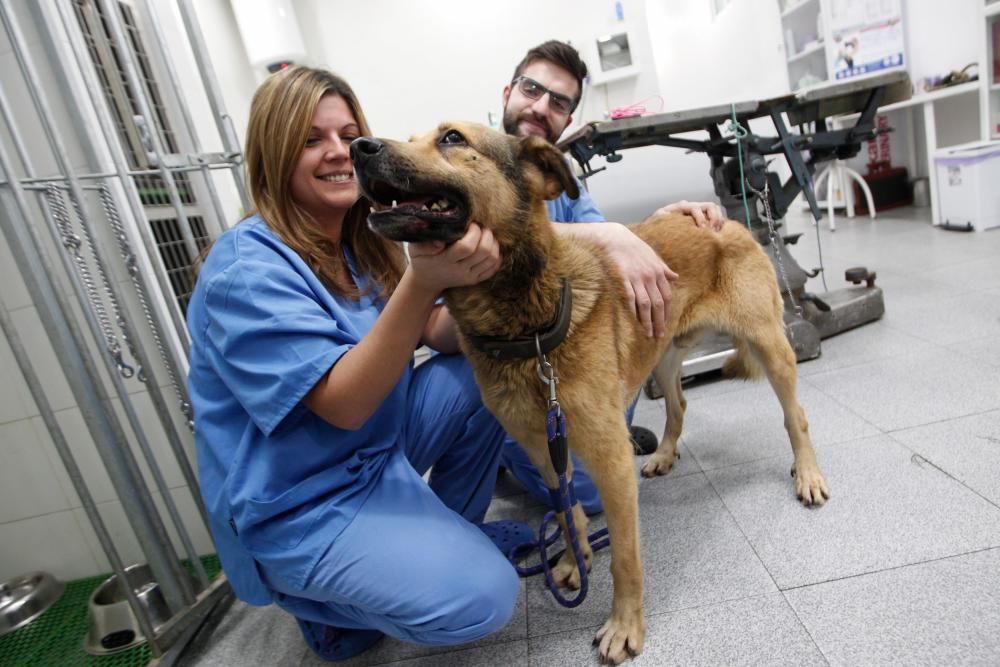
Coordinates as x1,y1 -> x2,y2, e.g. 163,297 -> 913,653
182,207 -> 1000,666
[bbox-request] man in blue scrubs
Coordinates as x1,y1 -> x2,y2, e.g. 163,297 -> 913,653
497,41 -> 726,514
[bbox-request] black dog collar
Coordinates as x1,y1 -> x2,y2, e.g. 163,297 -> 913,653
465,278 -> 572,361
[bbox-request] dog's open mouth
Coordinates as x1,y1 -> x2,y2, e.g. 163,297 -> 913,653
361,177 -> 468,243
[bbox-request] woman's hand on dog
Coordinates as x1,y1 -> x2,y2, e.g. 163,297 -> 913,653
654,200 -> 727,231
407,223 -> 501,294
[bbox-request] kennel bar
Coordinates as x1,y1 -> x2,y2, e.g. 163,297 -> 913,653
50,0 -> 209,525
0,133 -> 181,654
0,1 -> 200,614
140,0 -> 228,239
12,0 -> 209,588
3,1 -> 209,593
4,162 -> 247,187
0,0 -> 259,657
95,0 -> 200,267
175,0 -> 250,213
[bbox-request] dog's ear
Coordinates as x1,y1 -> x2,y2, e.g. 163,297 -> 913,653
517,135 -> 580,201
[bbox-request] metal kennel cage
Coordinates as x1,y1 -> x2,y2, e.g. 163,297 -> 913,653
0,0 -> 247,661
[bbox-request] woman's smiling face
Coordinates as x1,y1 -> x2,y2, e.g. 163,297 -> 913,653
289,93 -> 362,230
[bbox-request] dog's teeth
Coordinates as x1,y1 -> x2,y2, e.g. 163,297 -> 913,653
370,206 -> 375,214
392,199 -> 397,208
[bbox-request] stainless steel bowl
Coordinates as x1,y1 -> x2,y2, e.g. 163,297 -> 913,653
82,563 -> 199,656
0,571 -> 65,637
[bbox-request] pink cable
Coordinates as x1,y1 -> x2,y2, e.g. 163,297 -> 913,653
609,95 -> 664,120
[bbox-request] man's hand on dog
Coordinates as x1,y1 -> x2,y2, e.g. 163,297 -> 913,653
554,222 -> 678,338
654,200 -> 727,231
408,223 -> 501,294
602,223 -> 678,339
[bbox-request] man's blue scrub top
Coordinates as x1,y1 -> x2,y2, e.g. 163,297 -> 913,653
546,173 -> 604,223
187,215 -> 406,602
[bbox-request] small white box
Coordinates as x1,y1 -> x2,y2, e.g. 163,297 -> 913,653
934,141 -> 1000,231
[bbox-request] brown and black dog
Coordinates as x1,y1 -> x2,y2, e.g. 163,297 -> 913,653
351,123 -> 829,664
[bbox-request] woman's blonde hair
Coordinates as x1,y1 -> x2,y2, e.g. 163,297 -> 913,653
244,66 -> 403,298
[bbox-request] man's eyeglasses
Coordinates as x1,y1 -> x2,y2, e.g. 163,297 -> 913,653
512,76 -> 578,115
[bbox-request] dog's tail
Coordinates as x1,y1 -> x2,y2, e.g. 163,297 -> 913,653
722,337 -> 765,380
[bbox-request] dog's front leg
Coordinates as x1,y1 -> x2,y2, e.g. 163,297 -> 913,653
516,437 -> 594,588
550,496 -> 592,590
575,422 -> 646,664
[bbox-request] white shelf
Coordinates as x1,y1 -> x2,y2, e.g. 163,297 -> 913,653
787,41 -> 825,64
992,82 -> 1000,91
781,0 -> 819,19
835,80 -> 979,122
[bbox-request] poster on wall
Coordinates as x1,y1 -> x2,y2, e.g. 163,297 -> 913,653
827,0 -> 905,80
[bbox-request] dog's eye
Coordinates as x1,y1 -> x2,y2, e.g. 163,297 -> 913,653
439,129 -> 467,146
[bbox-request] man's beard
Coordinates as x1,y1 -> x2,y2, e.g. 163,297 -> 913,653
502,107 -> 558,144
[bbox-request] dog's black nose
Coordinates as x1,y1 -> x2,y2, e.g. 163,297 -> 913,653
350,136 -> 383,162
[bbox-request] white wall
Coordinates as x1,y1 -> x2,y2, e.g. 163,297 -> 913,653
647,0 -> 788,111
276,0 -> 794,221
903,0 -> 981,89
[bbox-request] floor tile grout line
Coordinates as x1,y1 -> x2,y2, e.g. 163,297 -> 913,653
797,371 -> 902,433
878,318 -> 997,351
521,589 -> 844,659
777,545 -> 1000,594
778,588 -> 834,667
688,431 -> 879,476
881,431 -> 1000,513
883,407 -> 1000,436
794,324 -> 995,382
521,589 -> 777,641
700,466 -> 785,595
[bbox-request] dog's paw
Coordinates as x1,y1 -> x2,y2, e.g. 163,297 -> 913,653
791,463 -> 830,506
594,611 -> 646,664
551,549 -> 590,589
640,448 -> 679,477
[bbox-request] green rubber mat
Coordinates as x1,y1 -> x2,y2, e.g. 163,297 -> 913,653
0,555 -> 221,667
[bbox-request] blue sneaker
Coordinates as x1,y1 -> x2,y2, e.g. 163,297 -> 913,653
295,617 -> 383,662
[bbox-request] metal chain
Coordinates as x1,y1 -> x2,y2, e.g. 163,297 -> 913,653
46,183 -> 134,377
99,183 -> 194,430
69,185 -> 144,381
747,181 -> 805,326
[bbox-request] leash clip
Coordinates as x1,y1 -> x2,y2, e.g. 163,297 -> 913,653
534,333 -> 559,407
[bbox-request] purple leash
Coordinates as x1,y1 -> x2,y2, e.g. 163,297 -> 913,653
507,352 -> 610,607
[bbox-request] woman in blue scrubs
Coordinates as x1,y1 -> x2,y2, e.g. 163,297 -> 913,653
187,66 -> 528,661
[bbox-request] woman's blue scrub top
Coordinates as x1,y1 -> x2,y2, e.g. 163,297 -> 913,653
186,215 -> 408,602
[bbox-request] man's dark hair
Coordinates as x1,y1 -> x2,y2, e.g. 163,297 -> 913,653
511,40 -> 588,100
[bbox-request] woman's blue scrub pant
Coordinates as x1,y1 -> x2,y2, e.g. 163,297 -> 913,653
262,354 -> 520,646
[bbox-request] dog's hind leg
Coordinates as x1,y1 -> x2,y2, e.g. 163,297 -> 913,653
640,341 -> 688,477
745,323 -> 830,506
